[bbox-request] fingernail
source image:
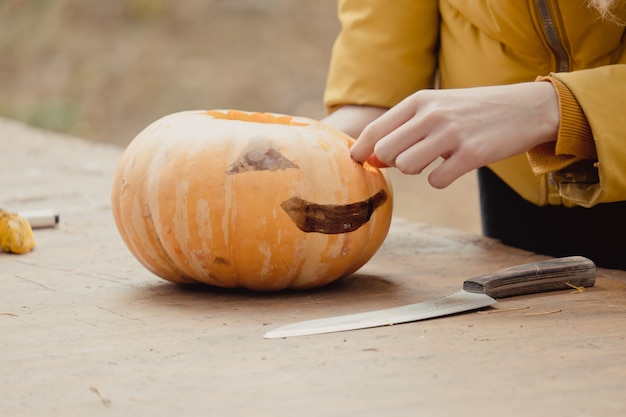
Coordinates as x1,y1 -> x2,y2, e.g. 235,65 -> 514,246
365,154 -> 389,168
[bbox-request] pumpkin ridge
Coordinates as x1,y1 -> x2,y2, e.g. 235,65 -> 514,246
112,141 -> 192,283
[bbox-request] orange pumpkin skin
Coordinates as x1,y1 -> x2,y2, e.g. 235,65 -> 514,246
111,110 -> 393,291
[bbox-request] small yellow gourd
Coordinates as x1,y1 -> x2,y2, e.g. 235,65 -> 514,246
0,210 -> 36,254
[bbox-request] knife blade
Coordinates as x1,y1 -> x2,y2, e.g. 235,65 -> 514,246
264,256 -> 596,339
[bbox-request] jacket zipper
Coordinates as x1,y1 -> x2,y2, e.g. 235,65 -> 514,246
535,0 -> 570,72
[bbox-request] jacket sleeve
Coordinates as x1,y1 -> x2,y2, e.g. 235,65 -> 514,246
324,0 -> 440,113
529,65 -> 626,207
528,76 -> 596,174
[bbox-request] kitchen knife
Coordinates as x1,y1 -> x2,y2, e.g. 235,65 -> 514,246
264,256 -> 596,339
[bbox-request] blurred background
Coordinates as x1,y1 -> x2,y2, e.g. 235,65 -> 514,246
0,0 -> 481,233
0,0 -> 337,145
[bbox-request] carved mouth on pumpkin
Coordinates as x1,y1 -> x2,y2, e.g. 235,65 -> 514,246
281,189 -> 388,234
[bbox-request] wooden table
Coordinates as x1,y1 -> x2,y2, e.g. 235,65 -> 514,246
2,118 -> 625,417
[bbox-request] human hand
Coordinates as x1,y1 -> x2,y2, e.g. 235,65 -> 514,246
350,82 -> 560,188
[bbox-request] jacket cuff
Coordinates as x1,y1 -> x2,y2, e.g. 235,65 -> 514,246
527,76 -> 597,175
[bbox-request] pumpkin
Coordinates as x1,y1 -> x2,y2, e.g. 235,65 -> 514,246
110,110 -> 393,291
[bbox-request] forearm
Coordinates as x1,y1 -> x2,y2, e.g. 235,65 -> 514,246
320,105 -> 387,138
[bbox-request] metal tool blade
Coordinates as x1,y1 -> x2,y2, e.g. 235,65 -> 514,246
263,290 -> 495,339
264,256 -> 596,339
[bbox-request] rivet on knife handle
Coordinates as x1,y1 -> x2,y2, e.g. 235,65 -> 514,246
462,256 -> 596,299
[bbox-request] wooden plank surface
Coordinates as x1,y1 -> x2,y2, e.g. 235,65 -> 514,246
2,118 -> 626,417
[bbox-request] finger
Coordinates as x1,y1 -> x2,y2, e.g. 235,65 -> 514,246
392,128 -> 475,187
393,135 -> 442,175
350,104 -> 415,163
349,127 -> 380,164
390,112 -> 458,176
427,151 -> 477,189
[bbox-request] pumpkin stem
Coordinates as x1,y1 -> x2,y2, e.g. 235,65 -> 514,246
205,110 -> 308,126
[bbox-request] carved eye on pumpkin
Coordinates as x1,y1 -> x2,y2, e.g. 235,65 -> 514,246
227,137 -> 299,174
111,109 -> 393,291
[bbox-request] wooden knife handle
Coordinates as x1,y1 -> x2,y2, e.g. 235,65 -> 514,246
462,256 -> 596,299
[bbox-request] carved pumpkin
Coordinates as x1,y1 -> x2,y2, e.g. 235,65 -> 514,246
110,110 -> 393,291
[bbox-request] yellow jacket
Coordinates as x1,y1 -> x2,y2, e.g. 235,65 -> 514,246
324,0 -> 626,208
